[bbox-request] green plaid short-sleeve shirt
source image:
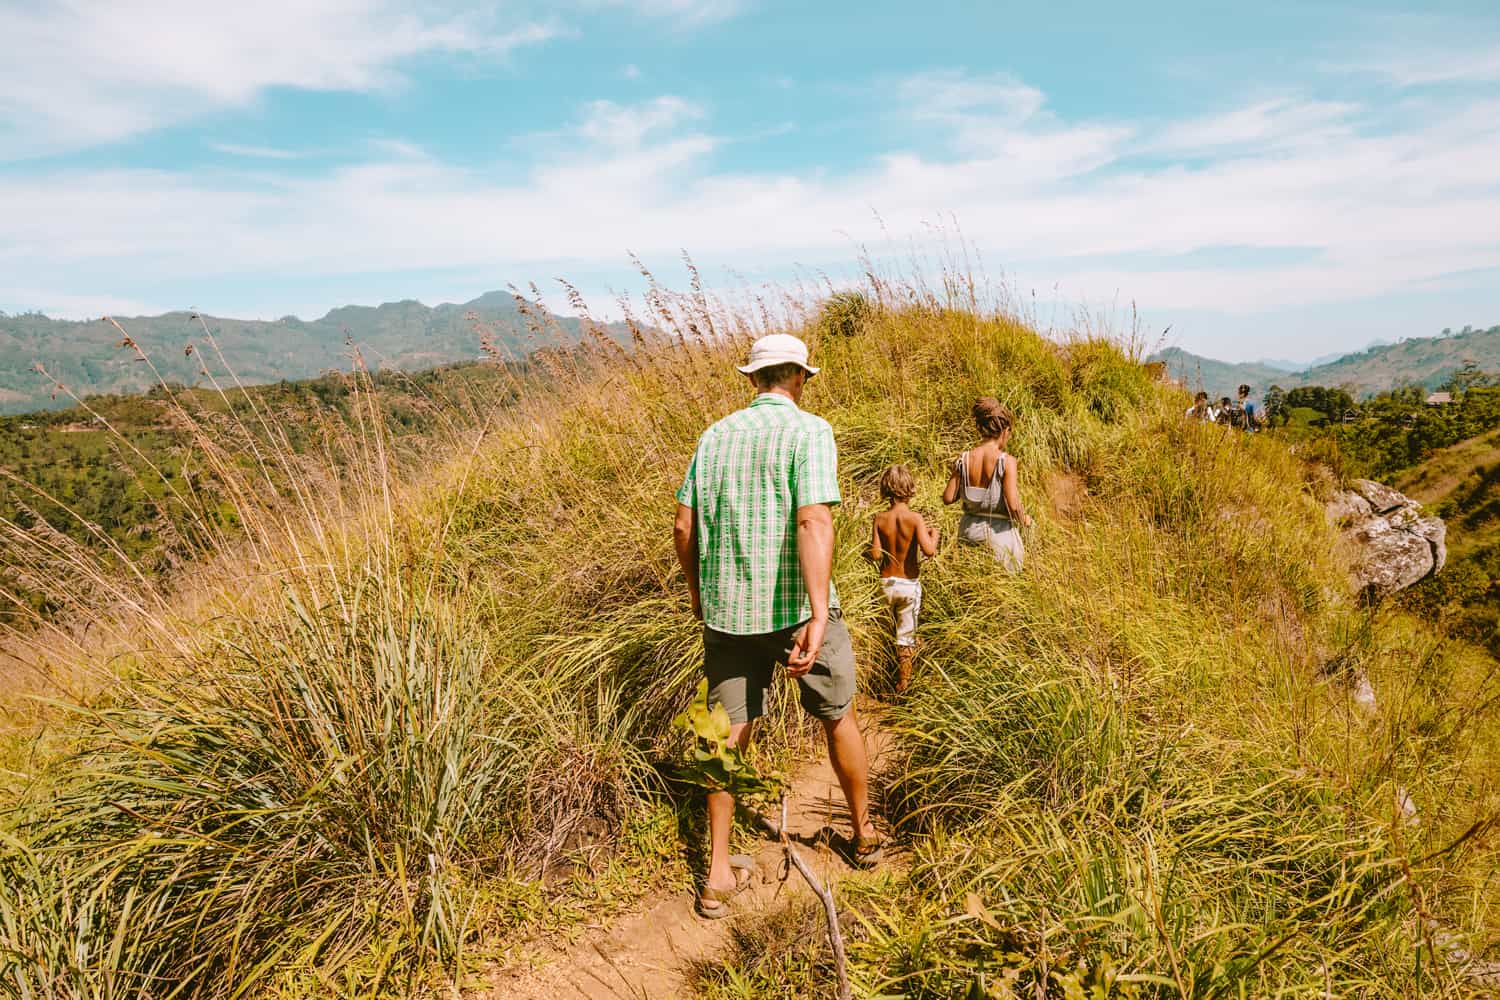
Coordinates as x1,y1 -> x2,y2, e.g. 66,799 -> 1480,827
676,393 -> 841,635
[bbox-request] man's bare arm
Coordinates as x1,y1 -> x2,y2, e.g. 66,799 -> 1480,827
788,502 -> 834,677
673,503 -> 703,620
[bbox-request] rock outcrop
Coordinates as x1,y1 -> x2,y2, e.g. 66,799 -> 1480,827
1325,479 -> 1446,597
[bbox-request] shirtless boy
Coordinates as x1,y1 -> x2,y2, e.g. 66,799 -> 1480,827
868,465 -> 940,694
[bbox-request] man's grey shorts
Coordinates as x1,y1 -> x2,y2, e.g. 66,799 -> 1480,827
703,609 -> 856,725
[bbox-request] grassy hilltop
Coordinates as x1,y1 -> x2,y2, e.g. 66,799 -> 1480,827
1,274 -> 1496,998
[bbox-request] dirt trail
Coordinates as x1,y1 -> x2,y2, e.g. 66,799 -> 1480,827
477,712 -> 899,1000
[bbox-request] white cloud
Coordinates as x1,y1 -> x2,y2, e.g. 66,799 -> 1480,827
0,288 -> 164,320
576,96 -> 704,148
365,138 -> 432,160
898,70 -> 1047,129
1149,98 -> 1361,154
1330,43 -> 1500,87
894,70 -> 1131,176
3,78 -> 1499,332
0,0 -> 558,158
595,0 -> 745,25
208,142 -> 303,160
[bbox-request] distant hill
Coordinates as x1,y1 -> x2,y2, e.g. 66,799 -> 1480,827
0,291 -> 590,414
1151,348 -> 1291,399
1256,348 -> 1365,371
1154,325 -> 1500,398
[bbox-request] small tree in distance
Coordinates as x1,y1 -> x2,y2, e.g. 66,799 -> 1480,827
1264,384 -> 1286,427
1442,359 -> 1490,395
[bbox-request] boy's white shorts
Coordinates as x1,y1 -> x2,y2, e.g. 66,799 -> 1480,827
879,577 -> 922,648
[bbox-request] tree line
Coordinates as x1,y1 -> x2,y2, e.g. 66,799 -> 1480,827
1262,361 -> 1500,479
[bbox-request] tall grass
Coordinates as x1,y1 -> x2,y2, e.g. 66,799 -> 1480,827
1,261 -> 1496,997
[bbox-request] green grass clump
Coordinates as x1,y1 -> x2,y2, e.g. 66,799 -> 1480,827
1,270 -> 1496,997
1,577 -> 657,995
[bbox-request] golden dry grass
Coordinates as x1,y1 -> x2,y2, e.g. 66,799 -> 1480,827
0,263 -> 1495,998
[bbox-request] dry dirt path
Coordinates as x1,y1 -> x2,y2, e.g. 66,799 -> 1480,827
475,711 -> 899,1000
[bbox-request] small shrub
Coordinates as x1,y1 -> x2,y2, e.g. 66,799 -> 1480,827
816,290 -> 874,339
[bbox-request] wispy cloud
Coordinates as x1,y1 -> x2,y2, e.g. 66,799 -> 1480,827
898,70 -> 1046,130
1149,98 -> 1360,155
1327,42 -> 1500,87
0,1 -> 559,159
593,0 -> 746,26
0,287 -> 164,320
894,69 -> 1131,179
576,96 -> 705,148
365,138 -> 431,160
208,142 -> 303,160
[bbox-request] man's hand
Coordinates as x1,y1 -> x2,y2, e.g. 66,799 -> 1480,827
787,615 -> 826,678
689,589 -> 703,622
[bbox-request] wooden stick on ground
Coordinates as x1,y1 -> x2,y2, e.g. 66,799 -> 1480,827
772,793 -> 852,1000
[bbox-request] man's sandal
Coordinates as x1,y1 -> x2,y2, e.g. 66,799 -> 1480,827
694,854 -> 756,920
850,834 -> 884,869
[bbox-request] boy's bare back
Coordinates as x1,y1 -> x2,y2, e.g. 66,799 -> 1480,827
872,505 -> 937,579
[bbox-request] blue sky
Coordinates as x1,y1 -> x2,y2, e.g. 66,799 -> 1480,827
2,0 -> 1498,362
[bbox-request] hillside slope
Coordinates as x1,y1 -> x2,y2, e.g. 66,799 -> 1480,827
1396,426 -> 1500,510
1393,425 -> 1500,562
1388,431 -> 1500,698
0,290 -> 591,414
1155,323 -> 1500,397
0,363 -> 516,627
1,280 -> 1496,997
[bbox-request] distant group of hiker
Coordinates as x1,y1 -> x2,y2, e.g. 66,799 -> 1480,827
671,333 -> 1031,918
1187,383 -> 1264,431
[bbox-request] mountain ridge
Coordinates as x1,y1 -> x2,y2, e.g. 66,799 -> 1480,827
0,290 -> 583,414
1154,325 -> 1500,397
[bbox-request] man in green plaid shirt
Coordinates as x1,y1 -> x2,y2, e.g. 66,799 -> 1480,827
673,333 -> 881,919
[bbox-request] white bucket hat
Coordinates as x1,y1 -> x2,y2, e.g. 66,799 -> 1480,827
736,333 -> 820,377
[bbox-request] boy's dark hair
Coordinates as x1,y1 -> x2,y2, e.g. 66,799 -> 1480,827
972,396 -> 1014,438
1195,391 -> 1209,403
1237,384 -> 1252,398
751,362 -> 808,389
879,465 -> 917,501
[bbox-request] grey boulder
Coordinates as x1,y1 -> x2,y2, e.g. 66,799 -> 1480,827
1325,480 -> 1446,597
